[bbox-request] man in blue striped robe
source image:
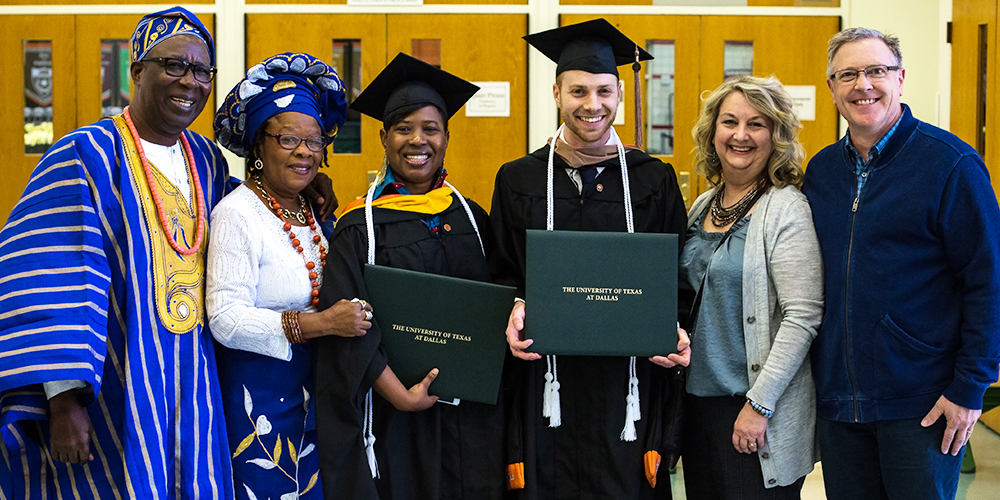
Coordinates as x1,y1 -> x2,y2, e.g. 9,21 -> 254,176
0,7 -> 235,499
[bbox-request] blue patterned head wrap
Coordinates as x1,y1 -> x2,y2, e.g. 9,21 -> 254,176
131,6 -> 215,65
214,53 -> 348,158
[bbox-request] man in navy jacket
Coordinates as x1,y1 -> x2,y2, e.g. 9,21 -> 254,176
802,27 -> 1000,500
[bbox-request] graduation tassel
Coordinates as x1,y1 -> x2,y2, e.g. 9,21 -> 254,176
632,44 -> 644,150
542,355 -> 562,428
363,389 -> 379,478
621,356 -> 641,441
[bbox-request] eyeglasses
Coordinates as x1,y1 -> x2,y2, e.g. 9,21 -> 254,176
143,57 -> 217,83
266,133 -> 327,153
829,64 -> 901,84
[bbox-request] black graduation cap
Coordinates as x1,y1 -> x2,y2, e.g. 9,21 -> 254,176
523,18 -> 653,76
351,53 -> 480,123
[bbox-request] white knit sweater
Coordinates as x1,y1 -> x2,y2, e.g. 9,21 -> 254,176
206,183 -> 327,361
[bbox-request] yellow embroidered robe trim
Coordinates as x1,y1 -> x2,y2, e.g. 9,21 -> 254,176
113,115 -> 206,334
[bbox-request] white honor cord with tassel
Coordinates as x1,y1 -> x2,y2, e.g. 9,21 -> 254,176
542,125 -> 564,428
609,126 -> 641,441
361,183 -> 381,478
621,357 -> 641,441
363,389 -> 379,477
545,125 -> 639,439
542,354 -> 562,427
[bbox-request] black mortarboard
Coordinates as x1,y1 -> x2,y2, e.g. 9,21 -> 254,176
523,18 -> 652,77
351,53 -> 480,123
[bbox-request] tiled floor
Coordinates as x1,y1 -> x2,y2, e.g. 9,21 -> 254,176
669,422 -> 1000,499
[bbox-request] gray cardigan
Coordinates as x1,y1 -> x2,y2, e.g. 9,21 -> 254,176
687,185 -> 823,488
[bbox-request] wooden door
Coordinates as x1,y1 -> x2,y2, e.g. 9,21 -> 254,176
386,14 -> 528,210
247,14 -> 388,212
951,0 -> 998,195
0,15 -> 76,225
562,14 -> 702,208
700,16 -> 840,181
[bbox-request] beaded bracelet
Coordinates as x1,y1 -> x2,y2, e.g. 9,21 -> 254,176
747,397 -> 774,419
281,310 -> 305,345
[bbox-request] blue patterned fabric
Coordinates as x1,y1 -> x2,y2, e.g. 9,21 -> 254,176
131,5 -> 215,65
216,344 -> 321,500
0,118 -> 234,500
214,53 -> 347,158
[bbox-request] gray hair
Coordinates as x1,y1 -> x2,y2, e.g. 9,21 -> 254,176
827,27 -> 902,76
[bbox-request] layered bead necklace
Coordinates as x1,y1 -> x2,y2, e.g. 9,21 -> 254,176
122,106 -> 206,255
254,176 -> 327,306
710,176 -> 768,227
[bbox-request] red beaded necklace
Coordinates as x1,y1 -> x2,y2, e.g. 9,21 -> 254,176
122,106 -> 206,256
254,176 -> 327,307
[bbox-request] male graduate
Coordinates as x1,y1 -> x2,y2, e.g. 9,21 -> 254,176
0,7 -> 328,499
490,19 -> 690,500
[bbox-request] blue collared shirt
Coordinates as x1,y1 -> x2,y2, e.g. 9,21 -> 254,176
845,116 -> 902,197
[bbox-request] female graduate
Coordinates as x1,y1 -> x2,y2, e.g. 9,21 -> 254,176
314,53 -> 506,500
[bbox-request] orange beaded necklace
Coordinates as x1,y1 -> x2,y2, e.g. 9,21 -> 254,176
253,176 -> 327,306
122,106 -> 206,256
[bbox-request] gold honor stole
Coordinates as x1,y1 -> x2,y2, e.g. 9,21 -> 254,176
113,115 -> 206,334
340,185 -> 455,217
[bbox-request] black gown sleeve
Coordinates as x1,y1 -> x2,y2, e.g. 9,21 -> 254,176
315,218 -> 387,500
489,162 -> 528,296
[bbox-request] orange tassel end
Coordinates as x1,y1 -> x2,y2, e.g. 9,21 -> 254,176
506,462 -> 525,490
644,450 -> 662,488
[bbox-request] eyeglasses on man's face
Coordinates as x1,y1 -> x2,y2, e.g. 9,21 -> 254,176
143,57 -> 217,83
829,64 -> 901,84
266,133 -> 327,153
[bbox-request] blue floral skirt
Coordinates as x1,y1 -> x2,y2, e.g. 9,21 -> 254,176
216,343 -> 322,500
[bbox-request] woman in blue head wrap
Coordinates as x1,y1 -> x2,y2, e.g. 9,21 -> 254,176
206,52 -> 366,500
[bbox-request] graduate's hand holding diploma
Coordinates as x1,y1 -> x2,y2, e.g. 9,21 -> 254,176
374,365 -> 440,412
649,327 -> 691,368
506,300 -> 541,361
506,300 -> 691,365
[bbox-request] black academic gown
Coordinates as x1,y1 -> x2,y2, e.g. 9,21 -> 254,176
490,145 -> 687,500
315,193 -> 507,500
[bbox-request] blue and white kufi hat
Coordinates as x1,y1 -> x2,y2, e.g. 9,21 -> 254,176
131,6 -> 215,65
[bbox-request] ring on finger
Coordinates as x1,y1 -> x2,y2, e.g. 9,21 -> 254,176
748,441 -> 757,448
364,310 -> 373,321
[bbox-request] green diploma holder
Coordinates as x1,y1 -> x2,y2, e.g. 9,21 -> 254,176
524,229 -> 678,356
363,265 -> 516,405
